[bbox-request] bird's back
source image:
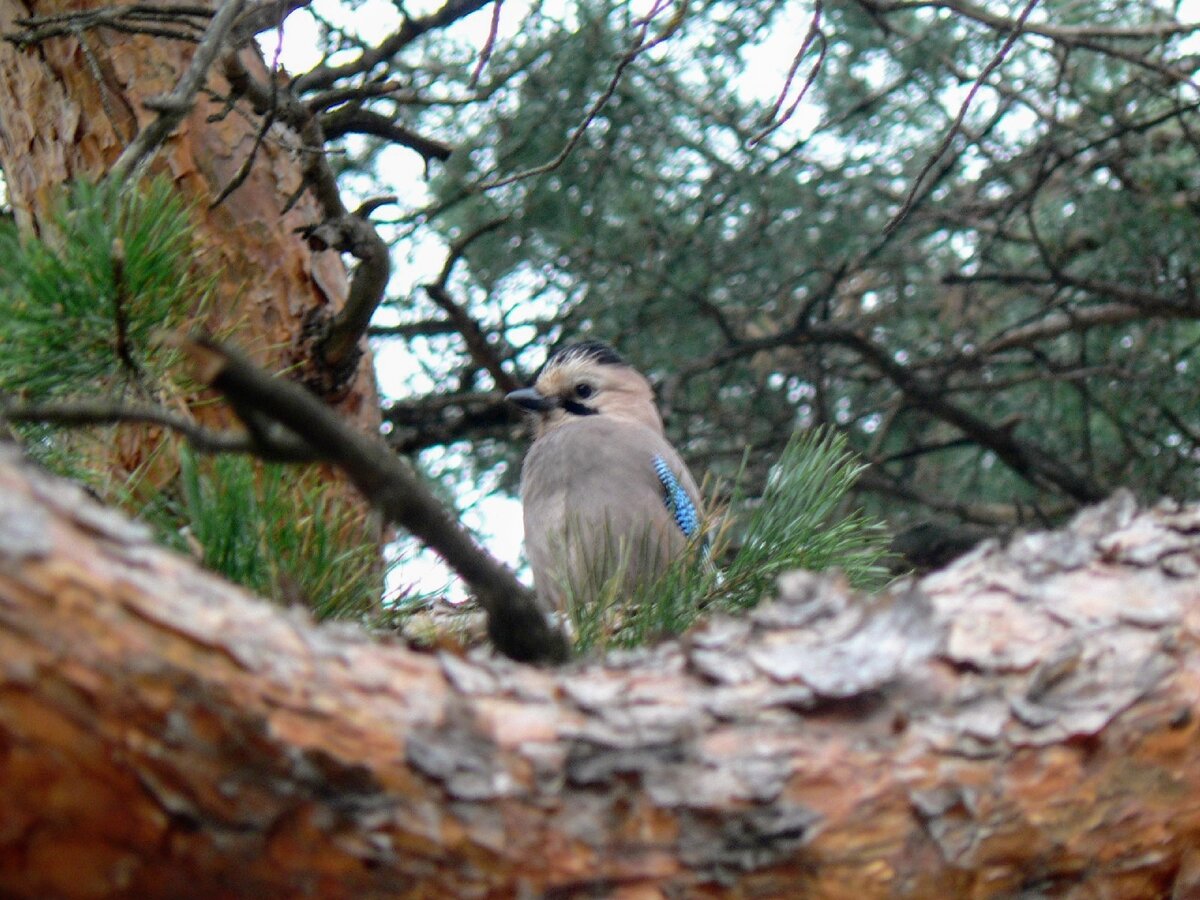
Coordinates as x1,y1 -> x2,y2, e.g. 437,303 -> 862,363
521,416 -> 700,614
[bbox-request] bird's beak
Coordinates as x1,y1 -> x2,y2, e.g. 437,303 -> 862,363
506,387 -> 557,412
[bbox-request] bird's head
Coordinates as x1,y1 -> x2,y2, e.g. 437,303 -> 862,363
506,341 -> 664,438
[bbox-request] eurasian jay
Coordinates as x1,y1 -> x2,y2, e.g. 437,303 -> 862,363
507,341 -> 703,615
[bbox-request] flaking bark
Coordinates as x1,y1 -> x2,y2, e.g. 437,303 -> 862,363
1,446 -> 1199,897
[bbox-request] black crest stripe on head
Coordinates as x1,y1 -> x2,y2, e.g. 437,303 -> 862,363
545,341 -> 625,371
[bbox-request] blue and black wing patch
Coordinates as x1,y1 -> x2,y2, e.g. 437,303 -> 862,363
653,455 -> 700,538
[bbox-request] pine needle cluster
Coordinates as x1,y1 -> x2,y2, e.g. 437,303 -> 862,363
0,180 -> 381,623
140,449 -> 382,620
0,179 -> 196,396
571,428 -> 894,653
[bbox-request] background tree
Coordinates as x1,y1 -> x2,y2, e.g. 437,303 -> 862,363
358,0 -> 1200,569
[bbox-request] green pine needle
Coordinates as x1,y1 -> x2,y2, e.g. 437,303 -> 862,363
0,178 -> 198,397
0,179 -> 389,625
572,427 -> 894,653
146,448 -> 383,621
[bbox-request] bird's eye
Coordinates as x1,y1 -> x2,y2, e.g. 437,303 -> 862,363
574,383 -> 595,400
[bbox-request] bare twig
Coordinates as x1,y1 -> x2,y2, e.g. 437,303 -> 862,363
469,0 -> 503,87
748,1 -> 825,146
884,0 -> 1040,234
180,335 -> 568,663
424,285 -> 519,394
210,2 -> 290,208
208,99 -> 276,207
863,0 -> 1200,42
480,0 -> 685,191
0,399 -> 315,460
110,0 -> 249,183
419,217 -> 521,391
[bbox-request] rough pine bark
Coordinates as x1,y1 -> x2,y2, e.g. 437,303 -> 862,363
0,0 -> 380,455
0,443 -> 1198,897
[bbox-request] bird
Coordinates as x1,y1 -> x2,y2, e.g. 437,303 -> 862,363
506,341 -> 704,619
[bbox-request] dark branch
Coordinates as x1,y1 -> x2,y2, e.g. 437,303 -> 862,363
220,56 -> 393,379
320,106 -> 453,161
0,399 -> 315,461
292,0 -> 497,95
110,0 -> 248,183
180,335 -> 567,663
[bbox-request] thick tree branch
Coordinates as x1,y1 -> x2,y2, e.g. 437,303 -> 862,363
368,317 -> 462,339
2,450 -> 1200,894
383,393 -> 517,454
301,206 -> 393,373
320,105 -> 454,161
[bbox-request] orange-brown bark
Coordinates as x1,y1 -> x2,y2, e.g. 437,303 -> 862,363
0,0 -> 380,544
0,1 -> 373,396
0,446 -> 1198,897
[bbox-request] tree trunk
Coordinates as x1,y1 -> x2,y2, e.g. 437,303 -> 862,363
0,443 -> 1198,897
0,0 -> 381,554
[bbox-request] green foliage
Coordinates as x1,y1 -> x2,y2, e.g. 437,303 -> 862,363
359,0 -> 1200,555
720,428 -> 894,605
147,448 -> 381,621
0,179 -> 198,397
0,179 -> 386,624
571,428 -> 893,653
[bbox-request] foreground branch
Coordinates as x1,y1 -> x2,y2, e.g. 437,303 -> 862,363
0,399 -> 316,460
0,446 -> 1199,895
181,335 -> 568,663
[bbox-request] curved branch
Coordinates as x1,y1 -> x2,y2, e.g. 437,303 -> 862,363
180,335 -> 567,663
0,399 -> 314,461
292,0 -> 496,95
320,106 -> 453,161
